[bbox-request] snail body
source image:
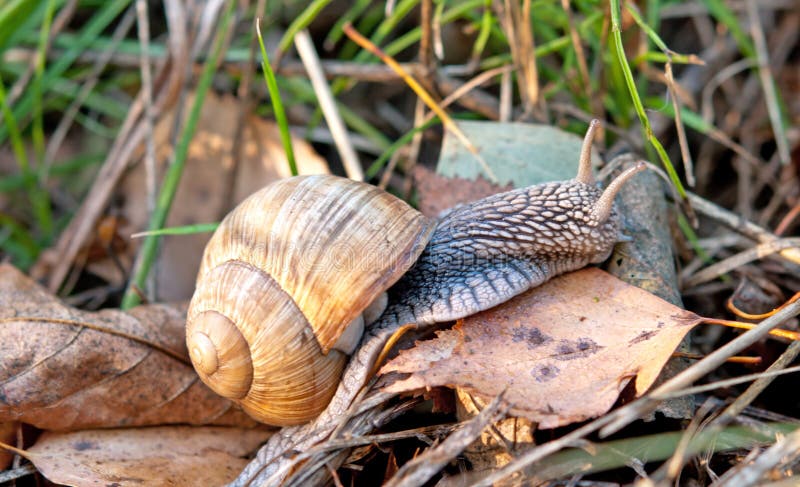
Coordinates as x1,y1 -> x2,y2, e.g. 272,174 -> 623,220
186,121 -> 645,426
383,173 -> 627,328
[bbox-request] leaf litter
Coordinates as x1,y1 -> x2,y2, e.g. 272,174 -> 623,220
0,264 -> 255,431
21,426 -> 271,487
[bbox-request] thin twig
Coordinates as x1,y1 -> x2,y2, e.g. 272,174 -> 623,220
775,201 -> 800,236
682,238 -> 800,288
434,64 -> 514,118
746,0 -> 790,165
384,394 -> 508,487
712,427 -> 800,486
378,150 -> 403,191
2,47 -> 429,82
650,365 -> 800,401
714,341 -> 800,425
435,72 -> 502,120
688,193 -> 800,265
664,61 -> 695,187
662,400 -> 717,483
135,0 -> 158,301
419,0 -> 435,92
0,464 -> 36,483
426,65 -> 512,126
560,0 -> 592,107
500,0 -> 540,118
499,68 -> 512,122
700,58 -> 755,124
224,0 -> 265,218
401,97 -> 426,197
295,29 -> 363,181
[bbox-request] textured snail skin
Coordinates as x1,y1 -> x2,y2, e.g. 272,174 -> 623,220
383,179 -> 621,327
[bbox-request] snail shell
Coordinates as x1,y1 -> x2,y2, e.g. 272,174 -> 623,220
186,175 -> 435,426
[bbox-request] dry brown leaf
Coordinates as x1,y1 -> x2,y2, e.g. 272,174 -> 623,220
413,165 -> 512,218
0,264 -> 255,431
380,268 -> 701,429
25,426 -> 271,487
90,91 -> 329,300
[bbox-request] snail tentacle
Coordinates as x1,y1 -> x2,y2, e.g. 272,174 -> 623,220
575,119 -> 600,185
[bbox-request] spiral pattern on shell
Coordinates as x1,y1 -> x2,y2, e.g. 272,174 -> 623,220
186,175 -> 435,426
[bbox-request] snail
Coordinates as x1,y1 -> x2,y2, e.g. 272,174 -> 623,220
186,120 -> 646,426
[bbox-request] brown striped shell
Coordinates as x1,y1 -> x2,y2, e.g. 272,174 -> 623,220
186,175 -> 435,426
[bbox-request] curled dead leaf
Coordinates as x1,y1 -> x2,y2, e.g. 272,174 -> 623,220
25,426 -> 271,487
380,268 -> 701,429
0,264 -> 255,431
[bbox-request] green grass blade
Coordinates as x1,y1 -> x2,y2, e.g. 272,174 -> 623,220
530,422 -> 796,480
677,213 -> 713,265
0,0 -> 44,51
0,0 -> 131,144
633,51 -> 701,65
625,3 -> 668,53
471,0 -> 493,61
25,30 -> 167,61
337,3 -> 384,60
277,0 -> 334,54
322,0 -> 420,111
626,4 -> 702,67
609,0 -> 686,199
356,0 -> 419,62
324,0 -> 371,48
257,19 -> 297,176
29,2 -> 57,232
0,74 -> 52,237
0,213 -> 39,270
131,223 -> 219,238
701,0 -> 754,58
0,77 -> 29,177
0,152 -> 103,192
32,0 -> 57,169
